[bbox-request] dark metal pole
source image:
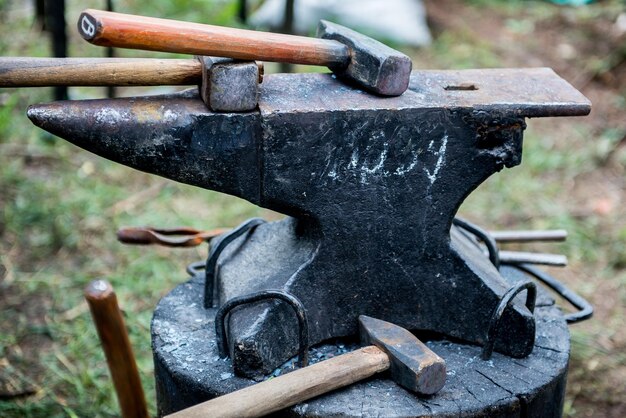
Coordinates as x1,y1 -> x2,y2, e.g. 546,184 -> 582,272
106,0 -> 116,98
45,0 -> 68,100
238,0 -> 248,23
280,0 -> 295,73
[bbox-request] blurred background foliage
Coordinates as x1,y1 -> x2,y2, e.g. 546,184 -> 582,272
0,0 -> 624,417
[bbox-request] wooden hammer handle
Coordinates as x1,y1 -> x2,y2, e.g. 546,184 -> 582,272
0,57 -> 201,87
166,346 -> 390,418
85,280 -> 149,418
78,9 -> 350,67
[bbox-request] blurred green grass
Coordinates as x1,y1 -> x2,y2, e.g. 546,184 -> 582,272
1,0 -> 624,417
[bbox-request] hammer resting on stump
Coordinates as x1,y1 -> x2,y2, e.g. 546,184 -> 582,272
167,315 -> 445,418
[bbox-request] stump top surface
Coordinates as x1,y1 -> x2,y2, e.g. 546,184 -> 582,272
152,267 -> 570,417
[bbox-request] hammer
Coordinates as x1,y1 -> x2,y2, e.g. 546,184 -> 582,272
166,315 -> 446,418
77,9 -> 412,96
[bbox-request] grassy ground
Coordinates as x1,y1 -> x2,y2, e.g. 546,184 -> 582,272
1,0 -> 624,417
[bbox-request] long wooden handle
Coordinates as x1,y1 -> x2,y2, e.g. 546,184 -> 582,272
0,57 -> 201,87
85,280 -> 149,418
78,9 -> 350,67
166,346 -> 390,418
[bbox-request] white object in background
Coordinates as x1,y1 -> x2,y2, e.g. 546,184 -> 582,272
249,0 -> 432,47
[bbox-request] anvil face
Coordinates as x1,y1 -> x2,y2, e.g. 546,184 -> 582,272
28,69 -> 590,377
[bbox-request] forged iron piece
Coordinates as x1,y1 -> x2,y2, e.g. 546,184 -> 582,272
481,280 -> 537,360
455,219 -> 568,266
186,261 -> 206,278
197,56 -> 261,112
513,264 -> 593,323
317,20 -> 412,96
499,250 -> 568,267
214,289 -> 310,369
27,68 -> 591,377
453,217 -> 500,268
204,218 -> 266,309
489,229 -> 568,243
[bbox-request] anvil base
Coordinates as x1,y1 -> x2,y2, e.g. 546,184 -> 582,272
152,266 -> 569,418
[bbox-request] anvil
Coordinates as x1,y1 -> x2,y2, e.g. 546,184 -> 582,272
28,68 -> 590,377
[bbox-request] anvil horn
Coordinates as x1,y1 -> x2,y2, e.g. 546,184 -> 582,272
27,89 -> 262,203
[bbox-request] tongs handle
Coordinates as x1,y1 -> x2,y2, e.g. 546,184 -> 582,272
117,226 -> 228,247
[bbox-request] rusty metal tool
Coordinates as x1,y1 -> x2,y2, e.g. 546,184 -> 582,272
499,250 -> 568,267
117,226 -> 229,247
197,56 -> 262,112
84,280 -> 148,418
77,9 -> 412,96
166,315 -> 445,418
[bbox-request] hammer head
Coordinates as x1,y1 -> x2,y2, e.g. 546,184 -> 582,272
359,315 -> 446,395
318,20 -> 412,96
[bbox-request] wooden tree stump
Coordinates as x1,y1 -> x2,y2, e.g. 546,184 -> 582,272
152,266 -> 569,417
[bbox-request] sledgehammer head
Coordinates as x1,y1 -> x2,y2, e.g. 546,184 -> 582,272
359,315 -> 446,395
318,20 -> 412,96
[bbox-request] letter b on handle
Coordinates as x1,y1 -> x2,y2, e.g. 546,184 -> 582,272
79,14 -> 97,40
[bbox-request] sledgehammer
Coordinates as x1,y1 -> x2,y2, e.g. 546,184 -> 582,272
77,9 -> 412,96
167,315 -> 446,418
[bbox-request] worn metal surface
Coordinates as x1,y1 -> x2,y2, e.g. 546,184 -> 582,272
28,69 -> 591,377
152,266 -> 570,417
359,315 -> 446,395
198,56 -> 260,112
317,20 -> 412,96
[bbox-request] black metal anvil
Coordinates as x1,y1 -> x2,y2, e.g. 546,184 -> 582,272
28,68 -> 590,377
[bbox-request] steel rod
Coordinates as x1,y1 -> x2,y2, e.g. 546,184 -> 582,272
499,251 -> 568,267
489,229 -> 567,243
